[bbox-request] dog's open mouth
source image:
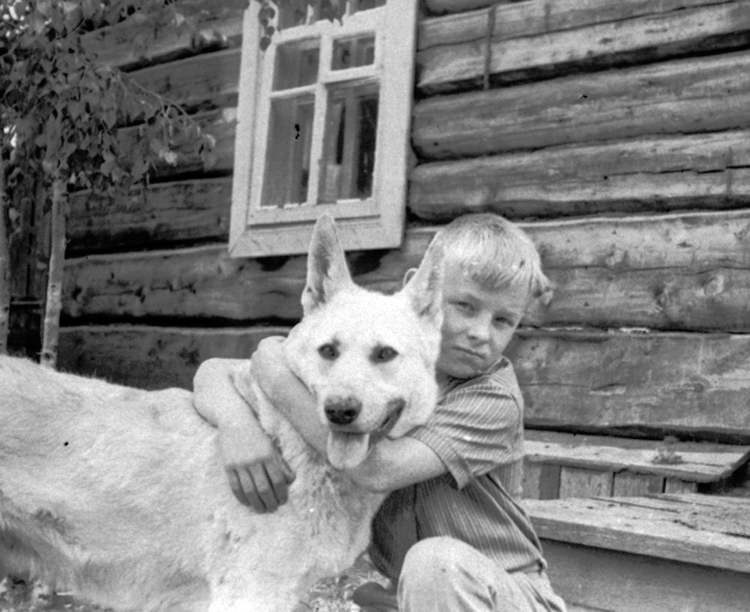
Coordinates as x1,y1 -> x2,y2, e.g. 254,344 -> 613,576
373,402 -> 405,439
327,431 -> 370,470
327,402 -> 405,470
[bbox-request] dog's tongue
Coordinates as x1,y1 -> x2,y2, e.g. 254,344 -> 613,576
327,431 -> 370,469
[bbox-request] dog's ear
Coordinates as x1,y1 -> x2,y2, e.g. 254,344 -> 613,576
302,214 -> 353,314
402,235 -> 444,325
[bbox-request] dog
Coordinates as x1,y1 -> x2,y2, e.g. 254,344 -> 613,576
0,214 -> 444,611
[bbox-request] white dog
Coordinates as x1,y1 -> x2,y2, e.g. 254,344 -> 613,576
0,215 -> 444,611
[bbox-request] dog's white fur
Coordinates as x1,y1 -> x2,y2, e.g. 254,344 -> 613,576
0,215 -> 443,611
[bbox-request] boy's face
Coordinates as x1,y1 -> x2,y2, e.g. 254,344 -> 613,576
435,261 -> 529,380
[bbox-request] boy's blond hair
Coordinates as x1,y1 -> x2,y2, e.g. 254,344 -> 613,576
435,213 -> 550,301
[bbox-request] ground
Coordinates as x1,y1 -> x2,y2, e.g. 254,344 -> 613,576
0,554 -> 390,612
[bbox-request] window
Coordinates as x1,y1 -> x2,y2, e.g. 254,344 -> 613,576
229,0 -> 419,256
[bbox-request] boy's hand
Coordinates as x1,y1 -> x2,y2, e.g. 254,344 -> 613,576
219,421 -> 295,513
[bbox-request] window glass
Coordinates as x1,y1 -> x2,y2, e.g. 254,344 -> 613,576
277,2 -> 312,29
353,0 -> 386,13
277,0 -> 387,29
273,43 -> 320,90
332,34 -> 375,70
262,96 -> 315,207
320,84 -> 379,202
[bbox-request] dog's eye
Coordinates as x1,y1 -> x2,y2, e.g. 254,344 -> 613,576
318,343 -> 339,360
372,345 -> 398,363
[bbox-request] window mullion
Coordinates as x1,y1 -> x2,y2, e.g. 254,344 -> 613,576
307,33 -> 332,206
249,41 -> 279,215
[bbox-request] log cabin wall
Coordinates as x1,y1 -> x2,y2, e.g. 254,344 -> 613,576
60,0 -> 750,446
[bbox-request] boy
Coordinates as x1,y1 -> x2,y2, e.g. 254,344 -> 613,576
193,213 -> 566,612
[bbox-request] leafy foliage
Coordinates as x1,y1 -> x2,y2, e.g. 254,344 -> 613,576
256,0 -> 347,50
0,0 -> 223,203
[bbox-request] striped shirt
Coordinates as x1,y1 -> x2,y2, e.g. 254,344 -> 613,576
369,357 -> 547,580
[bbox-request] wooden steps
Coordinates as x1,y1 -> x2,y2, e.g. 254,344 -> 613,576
525,494 -> 750,612
523,430 -> 750,499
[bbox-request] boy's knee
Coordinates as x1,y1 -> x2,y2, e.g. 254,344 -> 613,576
401,537 -> 470,584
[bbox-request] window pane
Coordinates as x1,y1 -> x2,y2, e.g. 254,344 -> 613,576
320,84 -> 379,202
352,0 -> 386,13
277,2 -> 313,28
332,34 -> 375,71
262,96 -> 315,207
273,43 -> 320,91
278,0 -> 385,28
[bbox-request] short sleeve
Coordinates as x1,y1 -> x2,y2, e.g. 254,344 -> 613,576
409,376 -> 523,490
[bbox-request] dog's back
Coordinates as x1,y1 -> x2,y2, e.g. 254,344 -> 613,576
0,355 -> 221,609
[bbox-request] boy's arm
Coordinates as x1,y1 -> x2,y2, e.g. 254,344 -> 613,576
193,357 -> 294,512
253,339 -> 447,494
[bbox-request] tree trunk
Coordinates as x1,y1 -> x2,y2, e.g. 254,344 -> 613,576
0,155 -> 10,355
40,176 -> 66,369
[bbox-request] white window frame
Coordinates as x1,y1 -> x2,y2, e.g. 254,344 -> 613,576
229,0 -> 419,257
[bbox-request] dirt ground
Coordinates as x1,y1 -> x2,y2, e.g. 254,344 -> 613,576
0,554 -> 389,612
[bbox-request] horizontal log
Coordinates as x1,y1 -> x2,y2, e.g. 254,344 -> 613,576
539,535 -> 750,612
423,0 -> 505,17
529,494 -> 750,571
58,325 -> 750,442
413,49 -> 750,160
58,325 -> 288,391
409,130 -> 750,220
117,108 -> 237,178
525,430 -> 750,482
61,235 -> 426,323
129,48 -> 241,112
419,0 -> 733,49
507,330 -> 750,442
68,178 -> 231,255
81,1 -> 243,69
418,0 -> 750,92
62,210 -> 750,332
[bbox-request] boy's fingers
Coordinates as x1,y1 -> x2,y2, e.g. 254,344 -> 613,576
264,462 -> 289,506
227,469 -> 253,509
248,465 -> 279,513
281,457 -> 296,484
238,468 -> 267,513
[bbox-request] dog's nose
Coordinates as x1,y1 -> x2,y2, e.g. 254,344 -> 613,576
324,396 -> 362,426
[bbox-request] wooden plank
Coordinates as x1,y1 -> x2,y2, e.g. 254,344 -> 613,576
423,0 -> 506,17
418,0 -> 750,92
68,178 -> 231,255
57,325 -> 289,391
522,462 -> 561,500
508,330 -> 750,441
612,472 -> 665,496
559,467 -> 613,498
412,49 -> 750,160
129,48 -> 241,112
525,431 -> 750,482
542,540 -> 750,612
409,129 -> 750,221
524,495 -> 750,573
62,230 -> 433,323
421,0 -> 728,27
117,108 -> 237,179
81,1 -> 243,69
62,210 -> 750,332
664,478 -> 698,494
419,0 -> 732,49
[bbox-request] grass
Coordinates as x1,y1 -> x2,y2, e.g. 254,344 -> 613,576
0,554 -> 390,612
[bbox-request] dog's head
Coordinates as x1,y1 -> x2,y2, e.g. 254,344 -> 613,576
285,214 -> 444,470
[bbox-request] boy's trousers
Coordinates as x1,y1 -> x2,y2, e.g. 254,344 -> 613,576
398,536 -> 567,612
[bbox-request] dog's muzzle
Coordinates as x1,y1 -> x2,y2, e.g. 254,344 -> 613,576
324,396 -> 362,426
